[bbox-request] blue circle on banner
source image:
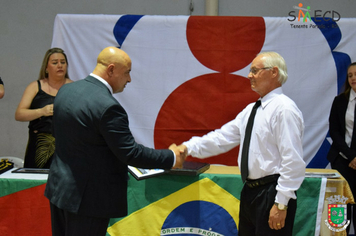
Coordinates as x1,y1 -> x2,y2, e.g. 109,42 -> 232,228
161,200 -> 237,236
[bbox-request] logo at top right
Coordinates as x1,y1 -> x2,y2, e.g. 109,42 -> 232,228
288,3 -> 341,22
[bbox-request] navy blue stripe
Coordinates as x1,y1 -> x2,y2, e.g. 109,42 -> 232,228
113,15 -> 144,48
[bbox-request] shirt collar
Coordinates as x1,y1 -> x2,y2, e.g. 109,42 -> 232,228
350,89 -> 356,102
90,73 -> 113,94
260,87 -> 283,108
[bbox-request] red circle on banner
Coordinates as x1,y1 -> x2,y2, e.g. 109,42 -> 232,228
154,73 -> 259,166
186,16 -> 266,73
154,16 -> 265,166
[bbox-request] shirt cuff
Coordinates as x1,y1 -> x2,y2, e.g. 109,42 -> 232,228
171,150 -> 176,168
275,191 -> 292,206
182,141 -> 192,156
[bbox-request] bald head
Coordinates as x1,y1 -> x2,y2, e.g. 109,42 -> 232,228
96,47 -> 129,67
93,47 -> 132,93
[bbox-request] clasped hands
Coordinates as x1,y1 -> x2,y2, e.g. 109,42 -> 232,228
169,144 -> 188,169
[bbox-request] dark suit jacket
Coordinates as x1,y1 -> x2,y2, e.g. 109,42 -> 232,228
327,92 -> 356,163
45,76 -> 174,218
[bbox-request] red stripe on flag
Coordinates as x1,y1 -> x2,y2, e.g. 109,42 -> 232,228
0,184 -> 51,236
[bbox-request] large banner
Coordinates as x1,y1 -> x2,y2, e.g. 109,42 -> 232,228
51,14 -> 356,168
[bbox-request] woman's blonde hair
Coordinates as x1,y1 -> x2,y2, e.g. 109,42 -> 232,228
38,48 -> 69,80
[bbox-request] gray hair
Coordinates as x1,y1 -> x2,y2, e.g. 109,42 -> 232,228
258,51 -> 288,84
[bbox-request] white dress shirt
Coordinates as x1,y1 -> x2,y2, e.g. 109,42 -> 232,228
183,87 -> 305,205
345,89 -> 356,147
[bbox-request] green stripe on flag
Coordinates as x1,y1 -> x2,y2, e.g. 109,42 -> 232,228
0,178 -> 47,198
294,177 -> 322,236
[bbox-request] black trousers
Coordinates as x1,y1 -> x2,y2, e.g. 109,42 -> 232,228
238,180 -> 297,236
50,203 -> 110,236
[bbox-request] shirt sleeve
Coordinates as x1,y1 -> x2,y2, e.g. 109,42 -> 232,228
274,107 -> 305,205
183,116 -> 241,158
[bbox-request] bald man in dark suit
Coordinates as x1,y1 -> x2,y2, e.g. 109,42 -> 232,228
45,47 -> 185,236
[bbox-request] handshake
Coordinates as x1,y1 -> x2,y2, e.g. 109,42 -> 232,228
169,144 -> 188,169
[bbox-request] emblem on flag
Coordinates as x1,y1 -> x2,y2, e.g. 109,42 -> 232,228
324,195 -> 350,232
328,204 -> 347,227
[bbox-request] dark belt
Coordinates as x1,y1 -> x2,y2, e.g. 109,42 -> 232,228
245,174 -> 280,188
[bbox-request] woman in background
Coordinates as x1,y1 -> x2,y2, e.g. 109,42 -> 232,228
15,48 -> 72,168
327,62 -> 356,235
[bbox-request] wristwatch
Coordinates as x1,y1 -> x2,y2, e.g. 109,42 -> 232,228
274,202 -> 288,210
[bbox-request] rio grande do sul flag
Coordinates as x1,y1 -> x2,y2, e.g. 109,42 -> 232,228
51,14 -> 356,167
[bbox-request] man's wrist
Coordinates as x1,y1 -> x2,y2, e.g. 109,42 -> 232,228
274,202 -> 288,210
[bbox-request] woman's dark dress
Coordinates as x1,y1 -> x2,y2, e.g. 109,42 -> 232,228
24,80 -> 55,168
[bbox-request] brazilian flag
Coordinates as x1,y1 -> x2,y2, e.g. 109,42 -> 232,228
107,173 -> 322,236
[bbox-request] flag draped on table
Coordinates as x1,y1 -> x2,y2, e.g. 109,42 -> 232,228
0,174 -> 325,236
108,178 -> 240,236
0,181 -> 50,236
106,174 -> 323,236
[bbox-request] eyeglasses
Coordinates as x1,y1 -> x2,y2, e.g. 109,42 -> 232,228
249,67 -> 272,75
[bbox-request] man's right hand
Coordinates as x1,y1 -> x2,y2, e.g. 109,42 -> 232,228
169,143 -> 187,169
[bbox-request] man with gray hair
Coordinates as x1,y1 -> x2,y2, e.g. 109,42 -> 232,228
178,52 -> 305,235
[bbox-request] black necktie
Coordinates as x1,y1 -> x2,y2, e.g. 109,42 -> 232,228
241,100 -> 261,183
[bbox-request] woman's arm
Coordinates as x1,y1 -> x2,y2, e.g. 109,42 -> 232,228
15,81 -> 53,121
